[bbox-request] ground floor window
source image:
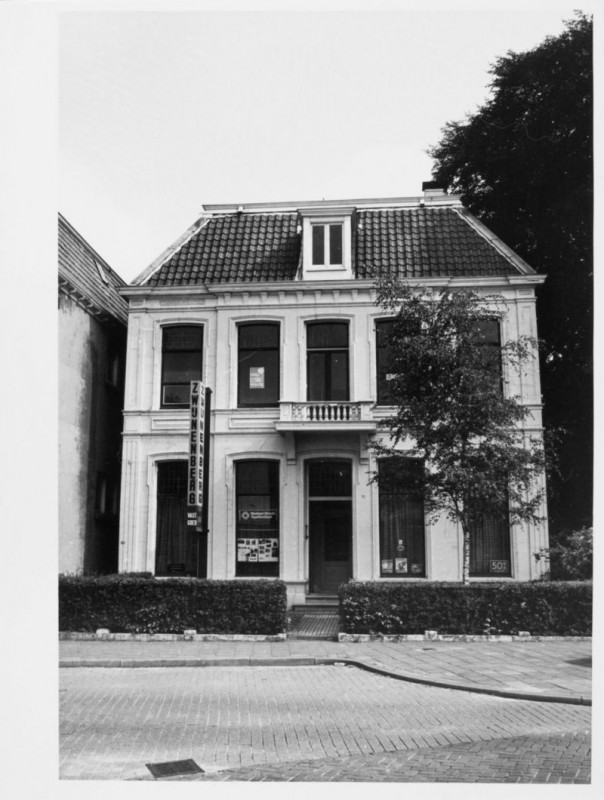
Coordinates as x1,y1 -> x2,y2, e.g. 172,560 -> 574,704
236,460 -> 279,577
378,458 -> 425,577
155,461 -> 198,576
470,513 -> 511,576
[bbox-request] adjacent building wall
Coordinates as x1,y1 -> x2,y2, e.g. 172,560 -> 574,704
59,293 -> 125,573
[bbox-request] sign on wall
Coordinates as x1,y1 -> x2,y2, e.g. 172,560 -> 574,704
188,381 -> 205,508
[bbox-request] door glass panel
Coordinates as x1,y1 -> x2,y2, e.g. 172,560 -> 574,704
308,461 -> 352,497
324,510 -> 350,561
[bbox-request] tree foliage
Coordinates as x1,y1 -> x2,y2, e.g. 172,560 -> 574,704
374,280 -> 547,584
428,13 -> 592,536
534,526 -> 593,581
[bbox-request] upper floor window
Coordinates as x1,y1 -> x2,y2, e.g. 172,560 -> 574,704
476,319 -> 501,368
161,325 -> 203,408
307,322 -> 349,402
376,319 -> 396,405
238,323 -> 280,407
312,223 -> 343,266
474,319 -> 502,391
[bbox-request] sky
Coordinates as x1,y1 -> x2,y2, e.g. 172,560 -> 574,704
56,2 -> 589,283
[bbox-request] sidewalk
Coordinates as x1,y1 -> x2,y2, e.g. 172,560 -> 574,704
59,637 -> 591,705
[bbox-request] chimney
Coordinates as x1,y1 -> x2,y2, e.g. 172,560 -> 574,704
422,180 -> 446,198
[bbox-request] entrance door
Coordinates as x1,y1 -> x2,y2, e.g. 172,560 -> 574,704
308,460 -> 352,594
155,461 -> 207,578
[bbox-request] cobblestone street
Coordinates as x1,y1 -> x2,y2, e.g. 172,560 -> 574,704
59,665 -> 591,782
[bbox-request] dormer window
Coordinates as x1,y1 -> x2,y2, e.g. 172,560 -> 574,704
312,223 -> 343,267
299,206 -> 353,280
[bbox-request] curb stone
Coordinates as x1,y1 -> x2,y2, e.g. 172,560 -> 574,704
338,633 -> 592,642
58,655 -> 591,707
60,632 -> 287,642
59,631 -> 591,643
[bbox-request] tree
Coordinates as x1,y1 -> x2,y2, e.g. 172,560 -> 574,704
373,280 -> 548,585
534,526 -> 593,581
428,13 -> 592,538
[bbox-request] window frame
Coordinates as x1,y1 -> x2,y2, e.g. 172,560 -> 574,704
311,222 -> 343,267
235,459 -> 280,578
377,458 -> 426,578
469,510 -> 512,577
375,318 -> 397,405
160,324 -> 204,409
473,317 -> 503,393
155,459 -> 198,577
306,321 -> 350,402
237,322 -> 281,408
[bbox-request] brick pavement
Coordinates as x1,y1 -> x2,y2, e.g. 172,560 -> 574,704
59,665 -> 591,781
59,638 -> 592,702
185,732 -> 591,783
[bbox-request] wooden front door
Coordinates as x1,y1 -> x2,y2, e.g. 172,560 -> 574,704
309,500 -> 352,594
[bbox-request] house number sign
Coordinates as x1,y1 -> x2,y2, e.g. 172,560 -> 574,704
188,381 -> 205,508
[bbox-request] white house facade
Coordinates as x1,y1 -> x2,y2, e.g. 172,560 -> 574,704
118,186 -> 549,606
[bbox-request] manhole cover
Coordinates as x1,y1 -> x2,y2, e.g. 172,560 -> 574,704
146,759 -> 204,779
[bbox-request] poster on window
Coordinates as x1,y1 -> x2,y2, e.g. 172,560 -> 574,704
395,558 -> 408,574
237,538 -> 279,563
238,509 -> 278,523
249,367 -> 265,389
381,559 -> 394,574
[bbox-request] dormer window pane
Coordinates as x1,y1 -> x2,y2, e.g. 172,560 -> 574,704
329,224 -> 342,264
312,225 -> 325,265
311,223 -> 343,266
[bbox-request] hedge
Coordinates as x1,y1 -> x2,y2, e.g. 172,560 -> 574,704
59,574 -> 288,635
339,581 -> 592,636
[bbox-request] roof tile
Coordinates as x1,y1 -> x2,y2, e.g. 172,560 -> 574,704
141,205 -> 526,287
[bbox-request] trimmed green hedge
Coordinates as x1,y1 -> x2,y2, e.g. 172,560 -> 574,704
59,574 -> 288,634
339,581 -> 592,636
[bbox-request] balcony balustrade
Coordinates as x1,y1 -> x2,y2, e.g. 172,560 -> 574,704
276,401 -> 376,432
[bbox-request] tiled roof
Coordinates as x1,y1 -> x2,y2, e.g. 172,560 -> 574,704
59,215 -> 128,325
144,213 -> 300,286
139,203 -> 531,287
355,207 -> 521,279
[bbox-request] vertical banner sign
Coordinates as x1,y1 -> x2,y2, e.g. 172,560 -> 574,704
188,381 -> 205,512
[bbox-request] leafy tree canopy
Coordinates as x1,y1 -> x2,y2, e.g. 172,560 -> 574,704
428,12 -> 592,535
374,280 -> 548,584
